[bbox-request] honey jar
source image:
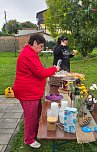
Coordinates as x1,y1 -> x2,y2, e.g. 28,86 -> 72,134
47,116 -> 57,131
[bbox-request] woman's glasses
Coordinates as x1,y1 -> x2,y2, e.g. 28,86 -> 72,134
36,41 -> 44,48
39,44 -> 44,48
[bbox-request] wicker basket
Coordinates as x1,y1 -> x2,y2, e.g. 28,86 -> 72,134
49,76 -> 62,87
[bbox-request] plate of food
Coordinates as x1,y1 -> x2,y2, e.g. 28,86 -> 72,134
54,71 -> 85,80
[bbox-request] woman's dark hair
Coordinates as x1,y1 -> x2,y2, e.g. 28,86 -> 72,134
57,35 -> 68,45
57,36 -> 62,45
28,33 -> 46,46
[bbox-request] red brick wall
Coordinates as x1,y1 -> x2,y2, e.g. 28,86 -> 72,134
16,35 -> 30,50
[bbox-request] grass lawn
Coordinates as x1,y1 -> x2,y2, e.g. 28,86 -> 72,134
0,51 -> 97,152
0,52 -> 17,94
10,121 -> 97,152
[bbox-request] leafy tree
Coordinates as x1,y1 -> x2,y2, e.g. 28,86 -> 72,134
44,0 -> 66,38
44,0 -> 97,57
2,20 -> 37,35
0,31 -> 2,36
2,19 -> 21,34
20,21 -> 37,29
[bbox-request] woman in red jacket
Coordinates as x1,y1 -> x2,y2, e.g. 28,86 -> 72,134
13,34 -> 60,148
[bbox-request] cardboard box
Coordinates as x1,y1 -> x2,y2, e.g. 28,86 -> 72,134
64,107 -> 77,134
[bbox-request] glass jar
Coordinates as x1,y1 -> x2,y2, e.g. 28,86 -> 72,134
86,96 -> 94,111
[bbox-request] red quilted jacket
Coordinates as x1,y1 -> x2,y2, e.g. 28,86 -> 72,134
13,45 -> 57,101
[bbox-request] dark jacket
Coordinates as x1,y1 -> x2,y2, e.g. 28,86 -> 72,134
53,44 -> 74,72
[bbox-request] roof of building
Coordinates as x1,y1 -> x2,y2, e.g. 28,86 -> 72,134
15,29 -> 54,41
36,9 -> 47,18
15,29 -> 44,36
36,9 -> 47,24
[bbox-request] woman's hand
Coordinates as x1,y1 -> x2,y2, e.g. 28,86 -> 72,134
72,50 -> 77,55
55,66 -> 60,72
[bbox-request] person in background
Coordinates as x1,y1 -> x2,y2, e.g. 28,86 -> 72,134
13,34 -> 60,149
53,35 -> 76,72
53,36 -> 62,66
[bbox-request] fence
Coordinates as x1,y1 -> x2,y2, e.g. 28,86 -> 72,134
0,36 -> 19,56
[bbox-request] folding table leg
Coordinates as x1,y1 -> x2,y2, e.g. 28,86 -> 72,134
52,140 -> 56,152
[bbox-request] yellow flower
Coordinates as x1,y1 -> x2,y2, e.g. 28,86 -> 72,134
65,81 -> 73,86
80,77 -> 85,81
81,84 -> 85,86
80,91 -> 83,94
68,81 -> 73,84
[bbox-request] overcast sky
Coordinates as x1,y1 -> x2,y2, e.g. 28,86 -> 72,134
0,0 -> 47,30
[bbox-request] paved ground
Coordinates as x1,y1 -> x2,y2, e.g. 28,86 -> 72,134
0,95 -> 23,152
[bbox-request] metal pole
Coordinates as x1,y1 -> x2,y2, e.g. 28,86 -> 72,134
4,11 -> 8,34
52,140 -> 56,152
14,35 -> 17,57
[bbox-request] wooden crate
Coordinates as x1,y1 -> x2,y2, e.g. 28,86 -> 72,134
49,76 -> 62,87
